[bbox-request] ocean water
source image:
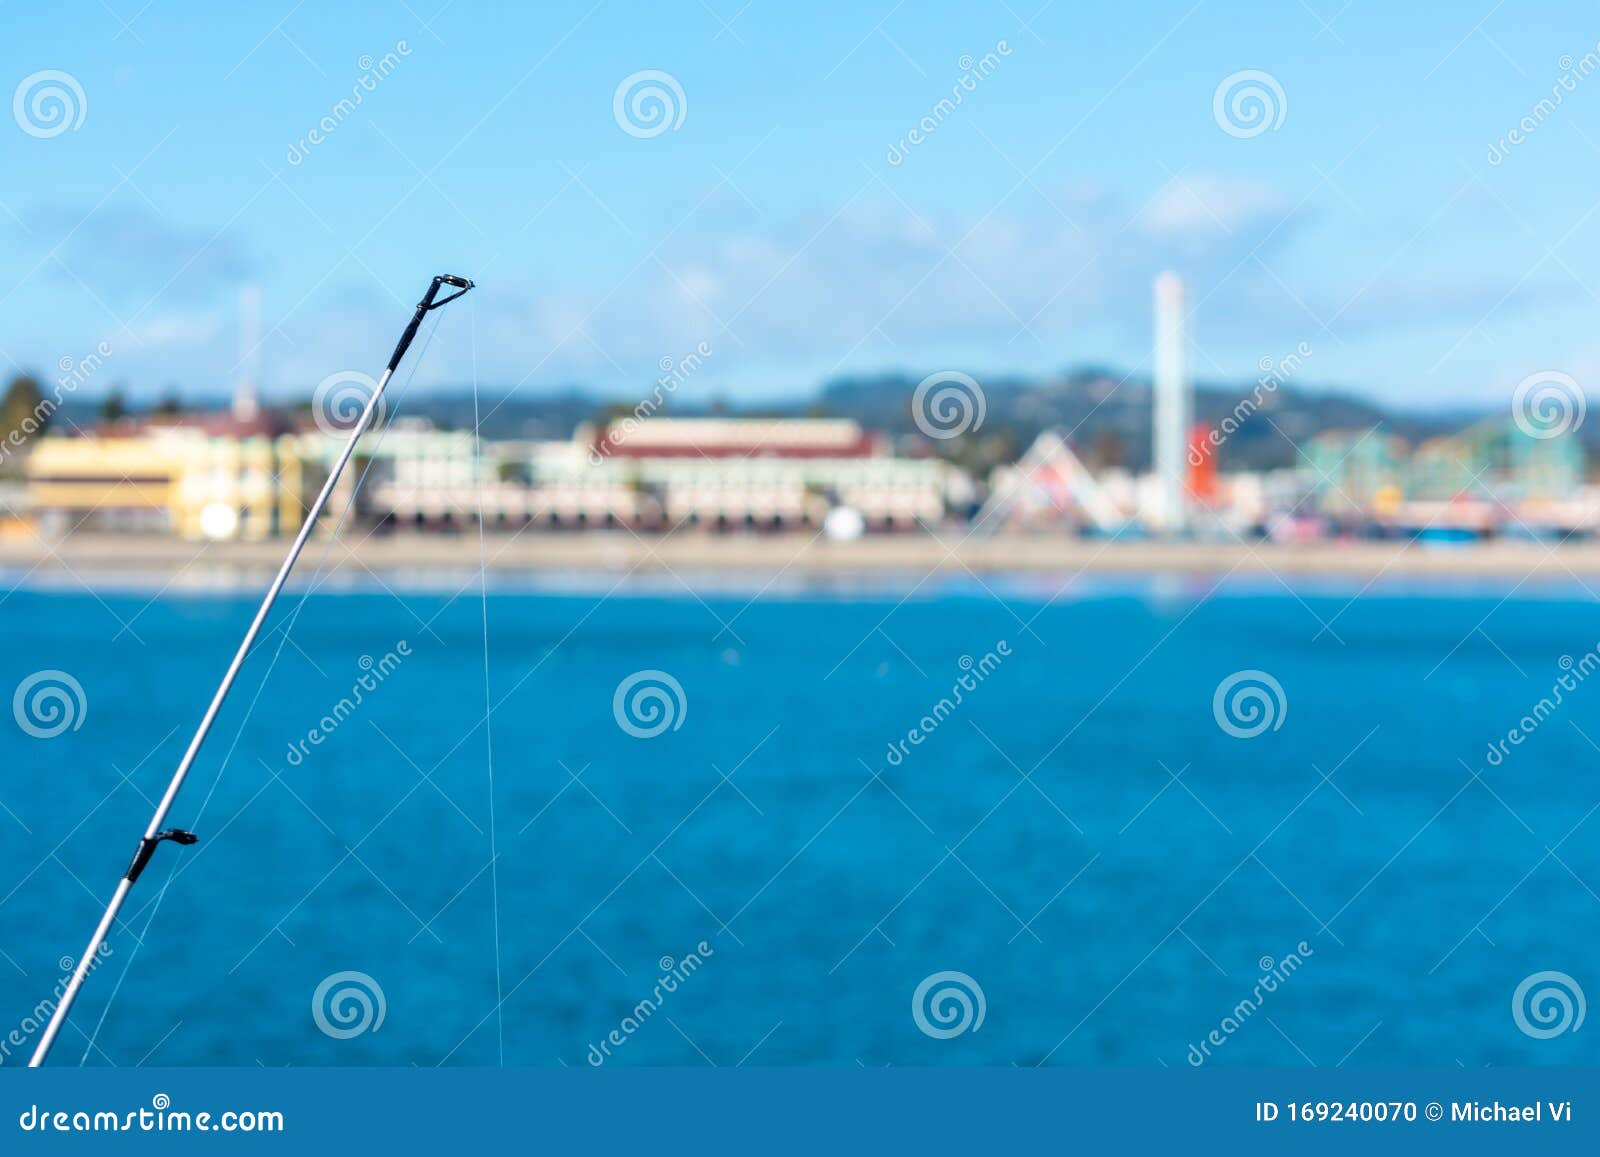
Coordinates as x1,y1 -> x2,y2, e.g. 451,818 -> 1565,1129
0,572 -> 1597,1068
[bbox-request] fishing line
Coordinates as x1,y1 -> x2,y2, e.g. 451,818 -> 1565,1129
77,314 -> 444,1067
468,291 -> 506,1065
162,310 -> 446,842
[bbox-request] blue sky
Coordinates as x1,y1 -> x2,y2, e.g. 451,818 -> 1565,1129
3,0 -> 1598,408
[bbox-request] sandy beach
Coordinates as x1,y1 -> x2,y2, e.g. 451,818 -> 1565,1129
4,530 -> 1600,584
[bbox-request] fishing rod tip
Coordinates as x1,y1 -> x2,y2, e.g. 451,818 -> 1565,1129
420,275 -> 474,313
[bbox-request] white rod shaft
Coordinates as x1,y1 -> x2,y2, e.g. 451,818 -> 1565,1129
29,879 -> 130,1065
29,369 -> 394,1067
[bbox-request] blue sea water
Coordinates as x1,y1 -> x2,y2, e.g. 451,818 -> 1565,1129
0,572 -> 1597,1068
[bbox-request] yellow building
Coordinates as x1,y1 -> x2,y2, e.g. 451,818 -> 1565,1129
25,421 -> 318,540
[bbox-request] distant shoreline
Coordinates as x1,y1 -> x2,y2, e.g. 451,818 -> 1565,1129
5,531 -> 1600,586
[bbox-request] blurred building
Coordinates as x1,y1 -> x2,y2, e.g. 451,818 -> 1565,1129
1408,419 -> 1583,501
351,422 -> 515,528
580,417 -> 955,531
25,418 -> 317,540
336,417 -> 960,533
354,424 -> 650,530
523,440 -> 653,529
1306,420 -> 1589,535
1305,430 -> 1409,521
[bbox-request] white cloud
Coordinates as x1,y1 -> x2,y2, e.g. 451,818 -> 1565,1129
1138,174 -> 1292,238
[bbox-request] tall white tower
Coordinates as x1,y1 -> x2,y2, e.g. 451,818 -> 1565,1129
233,285 -> 261,423
1152,271 -> 1191,535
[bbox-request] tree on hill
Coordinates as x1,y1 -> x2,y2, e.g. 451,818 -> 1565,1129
2,374 -> 48,441
100,385 -> 128,423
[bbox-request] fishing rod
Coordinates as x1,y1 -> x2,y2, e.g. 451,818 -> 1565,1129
29,274 -> 474,1067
